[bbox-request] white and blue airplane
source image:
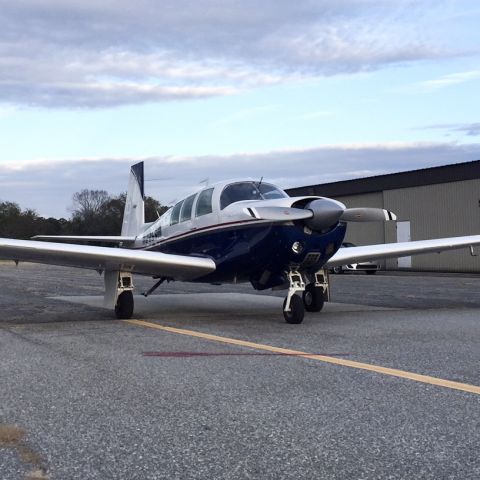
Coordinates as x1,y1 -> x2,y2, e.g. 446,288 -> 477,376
1,162 -> 480,323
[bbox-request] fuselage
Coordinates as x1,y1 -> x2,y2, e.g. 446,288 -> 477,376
135,180 -> 346,289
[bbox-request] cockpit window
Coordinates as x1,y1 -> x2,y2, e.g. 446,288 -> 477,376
220,182 -> 261,209
220,182 -> 286,209
170,200 -> 183,225
195,188 -> 214,217
258,183 -> 287,200
180,194 -> 195,223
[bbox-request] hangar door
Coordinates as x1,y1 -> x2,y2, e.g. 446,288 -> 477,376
396,221 -> 411,268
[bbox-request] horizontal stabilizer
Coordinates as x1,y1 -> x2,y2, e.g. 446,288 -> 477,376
32,235 -> 136,245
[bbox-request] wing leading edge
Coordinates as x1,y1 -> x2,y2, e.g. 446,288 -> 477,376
0,238 -> 215,280
32,235 -> 136,245
325,235 -> 480,268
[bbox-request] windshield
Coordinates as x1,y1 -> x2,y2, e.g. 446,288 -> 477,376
220,182 -> 287,209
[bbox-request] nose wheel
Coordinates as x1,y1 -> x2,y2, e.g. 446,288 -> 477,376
283,295 -> 304,324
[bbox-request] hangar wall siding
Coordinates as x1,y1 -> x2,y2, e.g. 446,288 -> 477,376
286,162 -> 480,273
331,191 -> 387,270
382,179 -> 480,272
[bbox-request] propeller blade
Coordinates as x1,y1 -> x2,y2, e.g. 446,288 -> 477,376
245,206 -> 313,221
340,208 -> 397,222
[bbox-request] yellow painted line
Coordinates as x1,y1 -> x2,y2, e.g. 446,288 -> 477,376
125,319 -> 480,395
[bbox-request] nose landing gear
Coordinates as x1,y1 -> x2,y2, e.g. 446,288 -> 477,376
283,271 -> 305,324
283,270 -> 329,324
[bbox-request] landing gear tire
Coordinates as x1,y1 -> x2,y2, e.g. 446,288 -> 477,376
333,266 -> 343,274
115,291 -> 134,319
303,284 -> 325,312
283,294 -> 304,324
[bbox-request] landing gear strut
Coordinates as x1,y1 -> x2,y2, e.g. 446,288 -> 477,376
283,269 -> 329,324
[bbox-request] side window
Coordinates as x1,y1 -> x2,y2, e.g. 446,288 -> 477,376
195,188 -> 214,217
170,200 -> 183,225
180,194 -> 195,223
159,208 -> 172,228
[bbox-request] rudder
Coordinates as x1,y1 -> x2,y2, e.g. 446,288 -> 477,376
121,161 -> 145,236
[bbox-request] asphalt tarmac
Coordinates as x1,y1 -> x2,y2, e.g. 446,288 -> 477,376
1,263 -> 479,479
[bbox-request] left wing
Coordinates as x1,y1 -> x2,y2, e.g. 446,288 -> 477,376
0,238 -> 215,280
32,235 -> 136,245
325,235 -> 480,267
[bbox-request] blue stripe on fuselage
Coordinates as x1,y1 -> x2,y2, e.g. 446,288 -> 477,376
149,222 -> 346,289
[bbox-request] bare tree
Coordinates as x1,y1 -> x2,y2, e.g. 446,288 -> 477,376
70,189 -> 110,221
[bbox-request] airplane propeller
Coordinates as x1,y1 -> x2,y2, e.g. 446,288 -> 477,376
246,206 -> 312,221
247,198 -> 396,231
305,198 -> 397,230
340,207 -> 397,222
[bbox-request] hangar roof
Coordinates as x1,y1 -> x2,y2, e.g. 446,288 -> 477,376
286,159 -> 480,197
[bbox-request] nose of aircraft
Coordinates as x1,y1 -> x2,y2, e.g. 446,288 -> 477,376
304,198 -> 346,231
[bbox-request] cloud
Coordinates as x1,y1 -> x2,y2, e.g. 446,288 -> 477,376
0,0 -> 471,108
417,71 -> 480,91
417,122 -> 480,137
1,141 -> 478,218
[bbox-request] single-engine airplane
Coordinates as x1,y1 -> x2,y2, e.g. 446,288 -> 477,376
1,162 -> 480,323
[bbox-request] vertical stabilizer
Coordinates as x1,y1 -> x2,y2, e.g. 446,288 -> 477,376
121,161 -> 145,236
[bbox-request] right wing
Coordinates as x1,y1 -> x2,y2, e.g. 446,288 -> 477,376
0,238 -> 215,280
325,235 -> 480,267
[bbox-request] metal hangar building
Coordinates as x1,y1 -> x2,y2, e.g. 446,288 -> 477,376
286,160 -> 480,273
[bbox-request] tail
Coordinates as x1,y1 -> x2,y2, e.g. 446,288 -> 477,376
121,161 -> 145,236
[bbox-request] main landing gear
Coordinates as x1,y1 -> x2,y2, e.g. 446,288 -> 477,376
283,270 -> 329,324
115,290 -> 134,319
111,275 -> 169,320
104,271 -> 135,320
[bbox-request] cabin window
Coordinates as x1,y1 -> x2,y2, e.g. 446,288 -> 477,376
180,194 -> 195,223
195,188 -> 214,217
159,208 -> 172,228
170,200 -> 183,225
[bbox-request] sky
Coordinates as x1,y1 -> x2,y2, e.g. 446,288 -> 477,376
0,0 -> 479,218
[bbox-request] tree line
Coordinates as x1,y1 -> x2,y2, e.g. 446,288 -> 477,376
0,190 -> 168,239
